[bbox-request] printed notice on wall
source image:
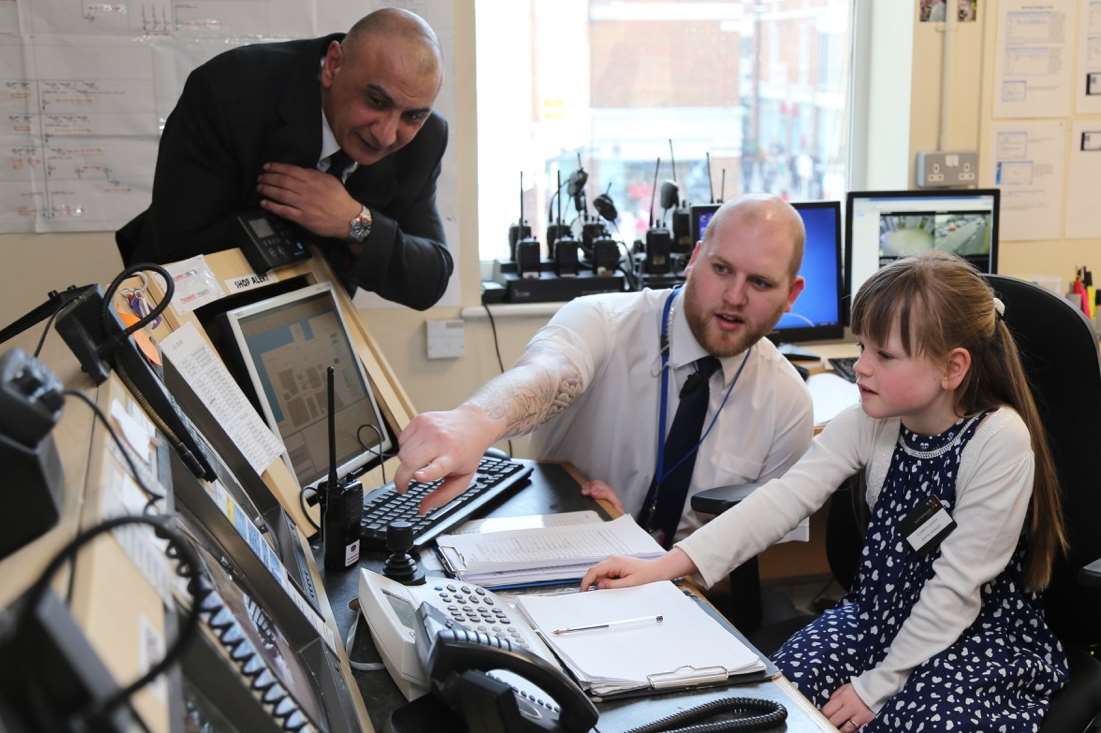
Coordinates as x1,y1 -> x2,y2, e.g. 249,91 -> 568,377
993,0 -> 1075,118
1077,0 -> 1101,113
989,120 -> 1067,241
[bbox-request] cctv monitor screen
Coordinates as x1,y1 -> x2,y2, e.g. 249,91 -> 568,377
224,282 -> 391,490
845,189 -> 1000,320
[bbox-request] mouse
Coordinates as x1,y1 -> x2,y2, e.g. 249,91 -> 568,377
484,446 -> 511,459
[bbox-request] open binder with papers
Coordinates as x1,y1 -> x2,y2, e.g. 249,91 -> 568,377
435,514 -> 664,588
515,581 -> 771,698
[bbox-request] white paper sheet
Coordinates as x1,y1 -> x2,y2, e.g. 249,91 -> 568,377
1078,0 -> 1101,113
1065,121 -> 1101,238
989,120 -> 1067,241
993,0 -> 1074,118
158,321 -> 285,477
806,372 -> 860,428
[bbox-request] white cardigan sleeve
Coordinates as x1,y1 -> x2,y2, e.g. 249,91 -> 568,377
675,404 -> 877,588
850,409 -> 1035,712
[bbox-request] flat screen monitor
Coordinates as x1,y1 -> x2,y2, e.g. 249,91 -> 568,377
845,189 -> 1000,321
223,282 -> 391,490
689,201 -> 844,344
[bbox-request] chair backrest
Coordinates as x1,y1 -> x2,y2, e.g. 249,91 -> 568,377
984,274 -> 1101,646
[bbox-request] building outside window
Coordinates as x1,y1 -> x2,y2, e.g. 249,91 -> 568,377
476,0 -> 854,262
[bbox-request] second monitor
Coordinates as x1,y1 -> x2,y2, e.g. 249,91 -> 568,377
845,189 -> 1000,321
220,282 -> 392,492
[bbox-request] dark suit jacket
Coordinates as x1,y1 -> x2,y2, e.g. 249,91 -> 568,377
116,34 -> 453,311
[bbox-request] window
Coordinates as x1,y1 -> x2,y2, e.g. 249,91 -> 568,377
476,0 -> 854,262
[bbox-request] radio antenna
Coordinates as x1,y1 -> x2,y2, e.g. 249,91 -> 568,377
326,366 -> 337,493
706,152 -> 715,203
519,171 -> 525,227
648,157 -> 661,228
556,169 -> 562,223
668,139 -> 678,183
720,169 -> 726,203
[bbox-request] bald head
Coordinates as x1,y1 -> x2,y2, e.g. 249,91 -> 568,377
343,8 -> 442,81
702,195 -> 805,278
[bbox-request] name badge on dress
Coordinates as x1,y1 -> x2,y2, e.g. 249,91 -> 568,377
900,496 -> 956,555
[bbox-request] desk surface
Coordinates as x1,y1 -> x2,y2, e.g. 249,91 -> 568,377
317,462 -> 836,732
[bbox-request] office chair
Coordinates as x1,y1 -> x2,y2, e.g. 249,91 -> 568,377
697,275 -> 1101,731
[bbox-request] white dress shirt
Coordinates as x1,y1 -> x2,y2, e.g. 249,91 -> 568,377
529,289 -> 814,541
676,404 -> 1035,711
317,110 -> 358,179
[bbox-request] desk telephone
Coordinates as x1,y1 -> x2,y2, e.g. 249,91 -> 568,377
358,569 -> 598,732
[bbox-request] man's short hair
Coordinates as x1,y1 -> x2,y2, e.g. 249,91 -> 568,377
344,8 -> 442,77
702,196 -> 805,279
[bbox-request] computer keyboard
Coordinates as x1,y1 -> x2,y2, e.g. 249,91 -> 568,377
828,356 -> 858,383
360,455 -> 533,550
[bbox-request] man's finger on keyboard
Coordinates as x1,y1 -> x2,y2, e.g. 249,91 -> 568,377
418,473 -> 474,514
412,454 -> 454,484
393,462 -> 417,492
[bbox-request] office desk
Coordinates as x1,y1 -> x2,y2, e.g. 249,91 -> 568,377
316,462 -> 836,732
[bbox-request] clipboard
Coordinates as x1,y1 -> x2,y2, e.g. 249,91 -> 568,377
586,593 -> 778,702
515,581 -> 776,701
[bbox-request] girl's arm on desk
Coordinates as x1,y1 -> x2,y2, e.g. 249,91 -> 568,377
580,547 -> 697,590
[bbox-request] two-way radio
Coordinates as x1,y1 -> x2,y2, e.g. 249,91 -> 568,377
512,172 -> 541,279
667,139 -> 693,254
321,366 -> 363,572
642,157 -> 673,275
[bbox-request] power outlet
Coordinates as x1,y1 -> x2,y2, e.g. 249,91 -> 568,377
915,151 -> 979,188
426,319 -> 464,360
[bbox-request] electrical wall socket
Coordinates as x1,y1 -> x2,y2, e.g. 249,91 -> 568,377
426,319 -> 464,359
915,151 -> 979,188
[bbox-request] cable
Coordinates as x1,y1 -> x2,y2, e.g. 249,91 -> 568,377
299,487 -> 320,531
61,389 -> 164,513
623,695 -> 787,733
480,302 -> 514,457
15,515 -> 203,729
100,263 -> 174,348
356,423 -> 386,485
344,614 -> 385,672
33,308 -> 60,358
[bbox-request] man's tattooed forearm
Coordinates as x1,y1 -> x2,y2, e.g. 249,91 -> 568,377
468,351 -> 583,439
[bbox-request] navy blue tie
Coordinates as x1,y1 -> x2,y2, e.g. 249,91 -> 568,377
640,355 -> 723,548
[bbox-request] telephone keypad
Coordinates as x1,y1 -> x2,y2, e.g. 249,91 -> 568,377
432,583 -> 528,647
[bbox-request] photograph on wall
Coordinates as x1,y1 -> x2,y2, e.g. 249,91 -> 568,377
959,0 -> 978,21
920,0 -> 949,21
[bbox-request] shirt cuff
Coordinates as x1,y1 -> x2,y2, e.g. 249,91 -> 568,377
851,667 -> 906,714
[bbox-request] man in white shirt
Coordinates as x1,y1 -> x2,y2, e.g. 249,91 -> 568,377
396,195 -> 814,547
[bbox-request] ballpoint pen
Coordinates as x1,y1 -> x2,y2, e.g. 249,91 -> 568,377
552,614 -> 664,635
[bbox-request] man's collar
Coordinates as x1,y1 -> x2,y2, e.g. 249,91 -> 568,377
667,293 -> 747,384
319,107 -> 340,163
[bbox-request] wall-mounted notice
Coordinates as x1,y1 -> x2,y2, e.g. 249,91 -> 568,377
1065,121 -> 1101,237
1077,0 -> 1101,113
993,0 -> 1074,118
990,120 -> 1067,241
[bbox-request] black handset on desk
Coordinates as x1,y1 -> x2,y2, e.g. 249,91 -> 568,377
413,602 -> 599,733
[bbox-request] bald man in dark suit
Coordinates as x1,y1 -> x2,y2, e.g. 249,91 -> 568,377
117,9 -> 452,310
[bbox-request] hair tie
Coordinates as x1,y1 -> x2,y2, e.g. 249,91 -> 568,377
992,296 -> 1006,320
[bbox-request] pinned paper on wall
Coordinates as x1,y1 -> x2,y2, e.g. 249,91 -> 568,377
1077,0 -> 1101,113
992,0 -> 1075,118
989,120 -> 1067,241
1065,122 -> 1101,238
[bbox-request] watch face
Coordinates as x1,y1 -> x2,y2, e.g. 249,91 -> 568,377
350,208 -> 371,242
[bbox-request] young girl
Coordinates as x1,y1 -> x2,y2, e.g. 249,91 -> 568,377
581,252 -> 1069,732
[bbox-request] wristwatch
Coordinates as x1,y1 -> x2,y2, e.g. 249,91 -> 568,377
348,205 -> 373,243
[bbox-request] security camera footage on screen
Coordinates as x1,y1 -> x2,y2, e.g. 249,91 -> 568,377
238,291 -> 387,488
848,192 -> 998,310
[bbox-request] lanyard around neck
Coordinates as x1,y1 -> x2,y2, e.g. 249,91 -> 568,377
653,288 -> 752,488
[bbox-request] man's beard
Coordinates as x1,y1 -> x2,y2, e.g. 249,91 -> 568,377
682,285 -> 786,358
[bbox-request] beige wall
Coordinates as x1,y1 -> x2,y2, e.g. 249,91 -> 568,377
909,0 -> 1101,279
6,1 -> 1095,452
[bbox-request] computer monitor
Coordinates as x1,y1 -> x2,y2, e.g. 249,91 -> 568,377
845,189 -> 1000,321
689,201 -> 844,348
222,282 -> 392,490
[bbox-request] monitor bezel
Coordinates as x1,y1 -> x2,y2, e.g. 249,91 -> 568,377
844,188 -> 1001,324
771,200 -> 845,344
222,281 -> 393,490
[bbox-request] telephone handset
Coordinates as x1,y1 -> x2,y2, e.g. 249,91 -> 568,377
414,602 -> 599,733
